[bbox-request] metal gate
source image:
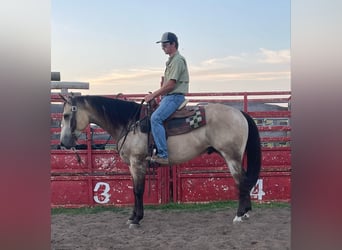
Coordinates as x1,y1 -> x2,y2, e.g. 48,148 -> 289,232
50,91 -> 291,207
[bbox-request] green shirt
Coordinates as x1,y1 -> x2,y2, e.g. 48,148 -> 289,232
164,51 -> 189,94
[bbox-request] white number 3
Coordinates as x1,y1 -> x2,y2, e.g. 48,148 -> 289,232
93,182 -> 111,204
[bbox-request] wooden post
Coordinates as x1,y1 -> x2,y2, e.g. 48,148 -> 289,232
51,72 -> 61,81
51,81 -> 89,90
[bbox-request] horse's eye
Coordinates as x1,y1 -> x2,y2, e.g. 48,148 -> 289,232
63,114 -> 70,120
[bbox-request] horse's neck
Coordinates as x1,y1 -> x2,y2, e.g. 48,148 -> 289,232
79,96 -> 141,141
89,113 -> 124,141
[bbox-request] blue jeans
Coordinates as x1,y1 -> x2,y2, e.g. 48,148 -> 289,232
151,94 -> 185,158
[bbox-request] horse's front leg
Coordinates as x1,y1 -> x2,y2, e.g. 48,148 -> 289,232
127,160 -> 146,228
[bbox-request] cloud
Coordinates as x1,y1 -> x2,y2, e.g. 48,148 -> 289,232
88,67 -> 161,83
84,67 -> 163,94
84,48 -> 290,94
200,55 -> 244,68
258,48 -> 290,64
192,71 -> 290,82
195,49 -> 290,69
190,49 -> 290,81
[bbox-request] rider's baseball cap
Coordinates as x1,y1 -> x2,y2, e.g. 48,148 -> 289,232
156,32 -> 178,43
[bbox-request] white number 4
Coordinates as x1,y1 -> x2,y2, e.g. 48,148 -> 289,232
250,179 -> 265,200
93,182 -> 111,204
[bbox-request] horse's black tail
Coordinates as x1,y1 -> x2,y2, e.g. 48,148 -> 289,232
241,111 -> 262,191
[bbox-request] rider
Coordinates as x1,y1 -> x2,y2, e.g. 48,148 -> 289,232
144,32 -> 189,165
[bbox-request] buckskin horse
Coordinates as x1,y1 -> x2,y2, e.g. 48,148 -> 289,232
59,95 -> 261,228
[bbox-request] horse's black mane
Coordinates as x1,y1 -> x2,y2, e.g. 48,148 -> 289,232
75,96 -> 141,127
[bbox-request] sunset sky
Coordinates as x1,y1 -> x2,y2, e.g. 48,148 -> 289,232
51,0 -> 290,95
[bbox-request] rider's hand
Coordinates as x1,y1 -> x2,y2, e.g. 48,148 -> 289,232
144,93 -> 154,102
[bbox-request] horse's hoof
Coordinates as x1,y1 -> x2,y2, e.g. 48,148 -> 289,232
233,213 -> 250,224
129,223 -> 140,229
126,219 -> 133,225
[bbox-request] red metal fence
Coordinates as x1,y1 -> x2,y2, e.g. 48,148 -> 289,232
50,91 -> 291,207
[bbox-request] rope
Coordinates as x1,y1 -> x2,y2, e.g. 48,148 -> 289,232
117,99 -> 145,155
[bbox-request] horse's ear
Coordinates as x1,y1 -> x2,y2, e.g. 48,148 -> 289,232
59,94 -> 68,102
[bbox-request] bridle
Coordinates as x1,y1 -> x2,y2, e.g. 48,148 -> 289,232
69,96 -> 79,140
62,96 -> 82,163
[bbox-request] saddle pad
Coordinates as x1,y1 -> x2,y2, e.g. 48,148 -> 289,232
164,106 -> 206,136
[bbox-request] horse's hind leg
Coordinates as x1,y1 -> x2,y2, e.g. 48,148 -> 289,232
224,157 -> 251,223
235,172 -> 252,223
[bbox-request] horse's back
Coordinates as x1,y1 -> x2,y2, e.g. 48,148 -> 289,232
204,103 -> 248,130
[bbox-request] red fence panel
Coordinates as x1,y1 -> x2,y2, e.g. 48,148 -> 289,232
51,174 -> 164,208
51,91 -> 291,207
51,176 -> 92,207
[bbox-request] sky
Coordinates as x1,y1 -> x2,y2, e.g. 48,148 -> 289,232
51,0 -> 290,95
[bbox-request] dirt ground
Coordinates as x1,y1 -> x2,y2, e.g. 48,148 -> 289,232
51,206 -> 290,250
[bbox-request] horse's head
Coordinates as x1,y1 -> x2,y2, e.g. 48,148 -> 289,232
60,95 -> 90,149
